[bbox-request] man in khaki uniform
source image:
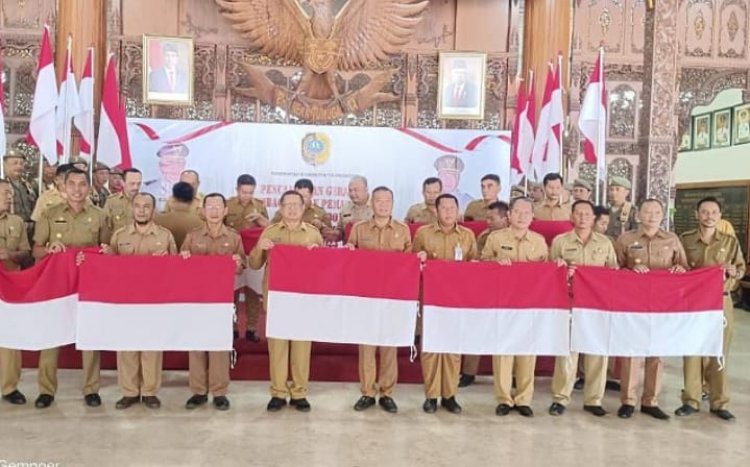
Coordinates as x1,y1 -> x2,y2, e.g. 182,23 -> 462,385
614,199 -> 688,420
413,193 -> 477,414
529,182 -> 544,203
106,193 -> 177,410
464,174 -> 501,221
225,174 -> 269,343
337,175 -> 373,237
249,190 -> 323,413
481,197 -> 548,417
606,176 -> 638,237
105,168 -> 143,233
163,169 -> 204,215
32,168 -> 111,408
0,180 -> 32,405
533,173 -> 571,221
91,162 -> 111,208
270,179 -> 333,234
572,179 -> 593,201
405,177 -> 442,224
346,186 -> 411,414
182,193 -> 245,411
31,163 -> 71,222
154,182 -> 204,249
459,200 -> 509,388
675,196 -> 745,421
510,185 -> 525,199
3,152 -> 37,241
548,200 -> 618,417
109,167 -> 124,194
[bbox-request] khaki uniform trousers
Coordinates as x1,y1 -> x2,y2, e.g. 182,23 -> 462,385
358,345 -> 397,397
235,288 -> 261,332
0,347 -> 22,395
38,348 -> 100,396
268,338 -> 311,399
682,296 -> 734,410
117,351 -> 163,397
461,355 -> 482,376
620,357 -> 663,407
421,352 -> 460,399
493,355 -> 536,406
189,351 -> 230,397
551,352 -> 607,406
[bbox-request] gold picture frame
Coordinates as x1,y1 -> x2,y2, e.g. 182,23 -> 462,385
437,52 -> 487,120
712,108 -> 732,148
678,118 -> 692,152
142,35 -> 194,106
692,113 -> 711,151
733,104 -> 750,145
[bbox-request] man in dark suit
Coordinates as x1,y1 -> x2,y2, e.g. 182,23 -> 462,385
442,60 -> 478,108
149,43 -> 189,94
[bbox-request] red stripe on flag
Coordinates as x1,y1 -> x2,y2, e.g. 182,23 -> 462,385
0,251 -> 78,303
268,245 -> 420,300
395,128 -> 460,154
133,122 -> 161,140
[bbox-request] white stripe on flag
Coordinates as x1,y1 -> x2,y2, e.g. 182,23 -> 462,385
76,302 -> 234,351
0,295 -> 77,350
266,291 -> 418,346
422,306 -> 570,356
571,308 -> 724,357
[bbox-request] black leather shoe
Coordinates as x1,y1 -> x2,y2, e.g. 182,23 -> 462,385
516,405 -> 534,417
290,398 -> 311,412
641,405 -> 670,420
458,374 -> 476,388
353,396 -> 376,411
213,396 -> 230,411
185,394 -> 209,409
495,403 -> 512,416
548,402 -> 566,416
422,398 -> 438,414
583,405 -> 608,417
710,408 -> 735,421
617,404 -> 635,419
115,396 -> 140,410
573,378 -> 585,390
674,404 -> 698,417
35,394 -> 54,409
266,397 -> 287,412
84,393 -> 102,407
441,396 -> 462,414
605,380 -> 621,391
2,390 -> 27,405
142,396 -> 161,409
379,396 -> 398,413
245,330 -> 261,343
701,392 -> 710,401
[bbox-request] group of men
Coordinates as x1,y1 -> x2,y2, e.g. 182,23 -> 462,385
0,152 -> 745,423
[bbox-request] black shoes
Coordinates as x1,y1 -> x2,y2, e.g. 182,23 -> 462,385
35,394 -> 54,409
495,403 -> 512,416
441,397 -> 462,414
84,393 -> 101,407
573,378 -> 585,390
186,394 -> 209,409
605,380 -> 621,392
458,374 -> 476,388
213,396 -> 230,411
290,398 -> 311,412
245,330 -> 261,343
379,396 -> 398,413
142,396 -> 161,409
422,398 -> 438,413
674,404 -> 699,417
516,405 -> 534,417
710,409 -> 735,421
267,397 -> 287,412
583,405 -> 608,417
641,406 -> 670,420
354,396 -> 376,411
2,390 -> 27,405
115,396 -> 140,410
548,402 -> 566,416
617,404 -> 635,419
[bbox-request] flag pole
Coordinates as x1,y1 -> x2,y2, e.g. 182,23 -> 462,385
595,46 -> 605,205
0,38 -> 5,180
88,47 -> 95,183
62,35 -> 73,165
527,68 -> 534,182
557,53 -> 565,182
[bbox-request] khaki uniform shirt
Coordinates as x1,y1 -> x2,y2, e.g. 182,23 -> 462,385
164,194 -> 204,215
550,230 -> 618,267
607,202 -> 638,237
8,178 -> 37,223
615,228 -> 688,270
105,193 -> 135,234
464,199 -> 495,221
680,229 -> 746,292
412,223 -> 477,261
154,206 -> 204,249
533,199 -> 572,221
336,201 -> 373,231
31,188 -> 65,223
0,211 -> 31,271
33,202 -> 110,248
271,204 -> 333,229
225,197 -> 269,231
404,203 -> 438,224
182,224 -> 245,260
480,227 -> 549,262
347,218 -> 411,252
110,222 -> 177,256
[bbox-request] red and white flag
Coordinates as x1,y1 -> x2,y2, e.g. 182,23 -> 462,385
509,78 -> 527,184
518,73 -> 537,181
96,53 -> 131,168
578,50 -> 607,180
0,40 -> 6,161
0,252 -> 78,350
532,60 -> 564,179
77,254 -> 236,351
266,246 -> 421,346
571,266 -> 725,357
26,25 -> 58,164
56,36 -> 82,162
422,262 -> 570,355
74,47 -> 95,157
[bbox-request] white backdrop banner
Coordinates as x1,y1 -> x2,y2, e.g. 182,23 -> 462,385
128,119 -> 511,219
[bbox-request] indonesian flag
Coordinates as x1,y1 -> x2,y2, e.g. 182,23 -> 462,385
571,266 -> 725,357
74,47 -> 95,157
578,51 -> 607,180
0,40 -> 6,158
0,252 -> 78,350
518,73 -> 537,180
531,61 -> 564,179
266,246 -> 420,346
77,254 -> 236,351
96,53 -> 132,168
55,36 -> 82,161
422,262 -> 570,355
509,78 -> 527,184
26,25 -> 58,164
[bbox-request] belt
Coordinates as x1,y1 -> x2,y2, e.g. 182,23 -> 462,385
723,292 -> 730,296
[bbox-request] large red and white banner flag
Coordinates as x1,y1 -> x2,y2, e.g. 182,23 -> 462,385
74,47 -> 95,157
77,254 -> 236,351
55,36 -> 82,161
531,61 -> 564,179
578,52 -> 607,181
97,54 -> 132,169
0,252 -> 78,350
266,245 -> 421,346
26,26 -> 58,164
422,261 -> 570,355
571,266 -> 725,357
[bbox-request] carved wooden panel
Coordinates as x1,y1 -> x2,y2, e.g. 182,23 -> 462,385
681,0 -> 714,58
718,0 -> 747,59
0,0 -> 55,30
406,0 -> 457,50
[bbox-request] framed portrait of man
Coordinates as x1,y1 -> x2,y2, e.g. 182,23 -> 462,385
678,119 -> 692,152
437,52 -> 487,120
712,109 -> 731,148
143,35 -> 194,105
692,114 -> 711,151
733,104 -> 750,145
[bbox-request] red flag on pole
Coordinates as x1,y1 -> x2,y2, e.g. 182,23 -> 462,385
26,26 -> 58,164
